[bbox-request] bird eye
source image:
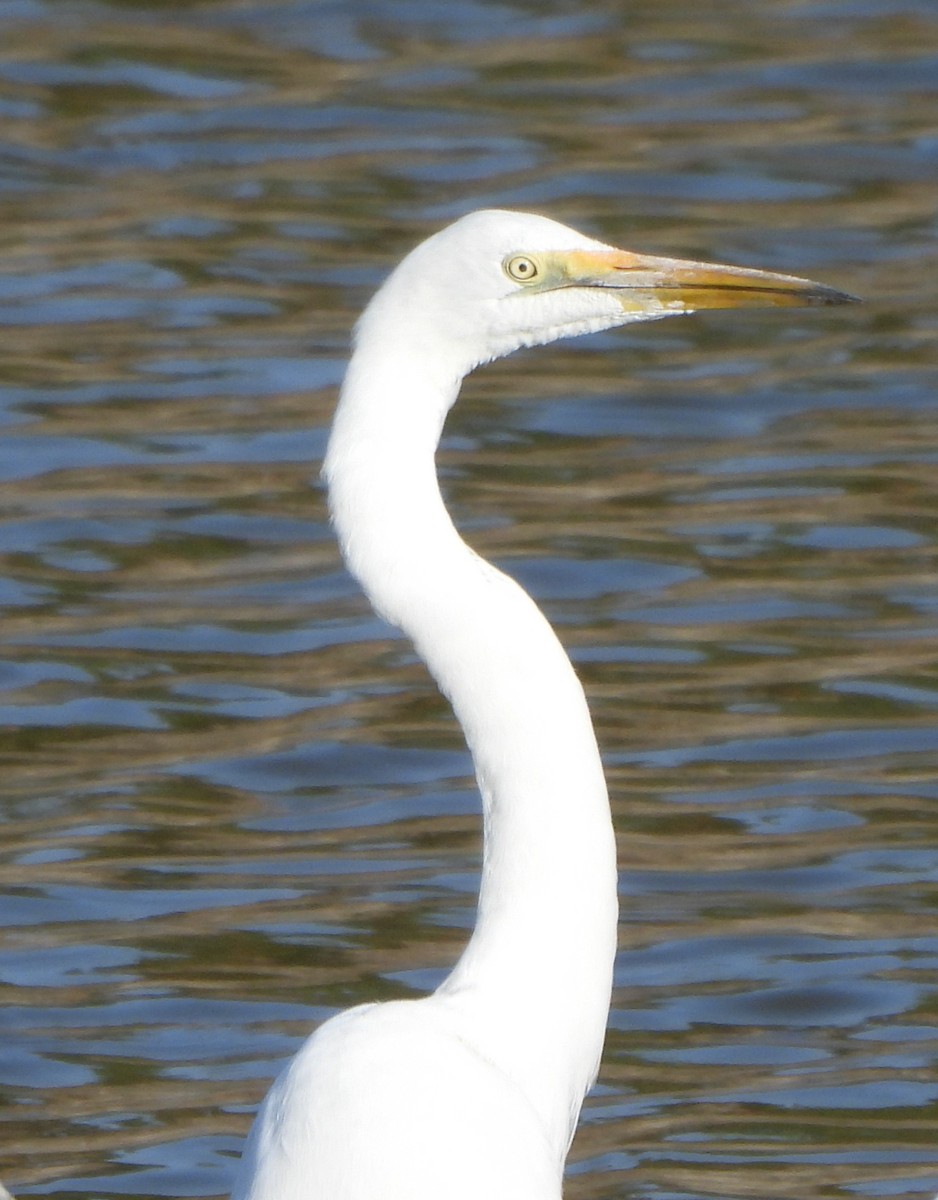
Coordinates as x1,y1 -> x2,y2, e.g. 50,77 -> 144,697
505,255 -> 539,283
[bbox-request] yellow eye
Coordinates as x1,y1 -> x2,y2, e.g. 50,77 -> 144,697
505,255 -> 539,283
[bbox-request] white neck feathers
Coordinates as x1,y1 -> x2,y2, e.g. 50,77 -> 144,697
323,325 -> 618,1154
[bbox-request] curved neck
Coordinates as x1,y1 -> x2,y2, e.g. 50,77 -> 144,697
324,343 -> 618,1155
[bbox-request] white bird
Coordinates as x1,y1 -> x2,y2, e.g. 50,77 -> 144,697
231,210 -> 853,1200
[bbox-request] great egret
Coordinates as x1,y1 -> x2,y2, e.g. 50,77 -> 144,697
231,210 -> 853,1200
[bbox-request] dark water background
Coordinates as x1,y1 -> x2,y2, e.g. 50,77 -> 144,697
1,1 -> 937,1197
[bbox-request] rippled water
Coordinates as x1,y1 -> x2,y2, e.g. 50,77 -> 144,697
1,1 -> 937,1197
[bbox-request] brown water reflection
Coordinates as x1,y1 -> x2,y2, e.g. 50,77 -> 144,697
1,1 -> 937,1198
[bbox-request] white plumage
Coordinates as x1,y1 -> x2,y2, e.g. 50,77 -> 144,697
232,209 -> 852,1200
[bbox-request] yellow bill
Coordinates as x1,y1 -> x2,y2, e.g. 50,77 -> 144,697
547,247 -> 858,315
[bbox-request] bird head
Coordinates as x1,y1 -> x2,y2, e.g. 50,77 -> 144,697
356,209 -> 855,378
